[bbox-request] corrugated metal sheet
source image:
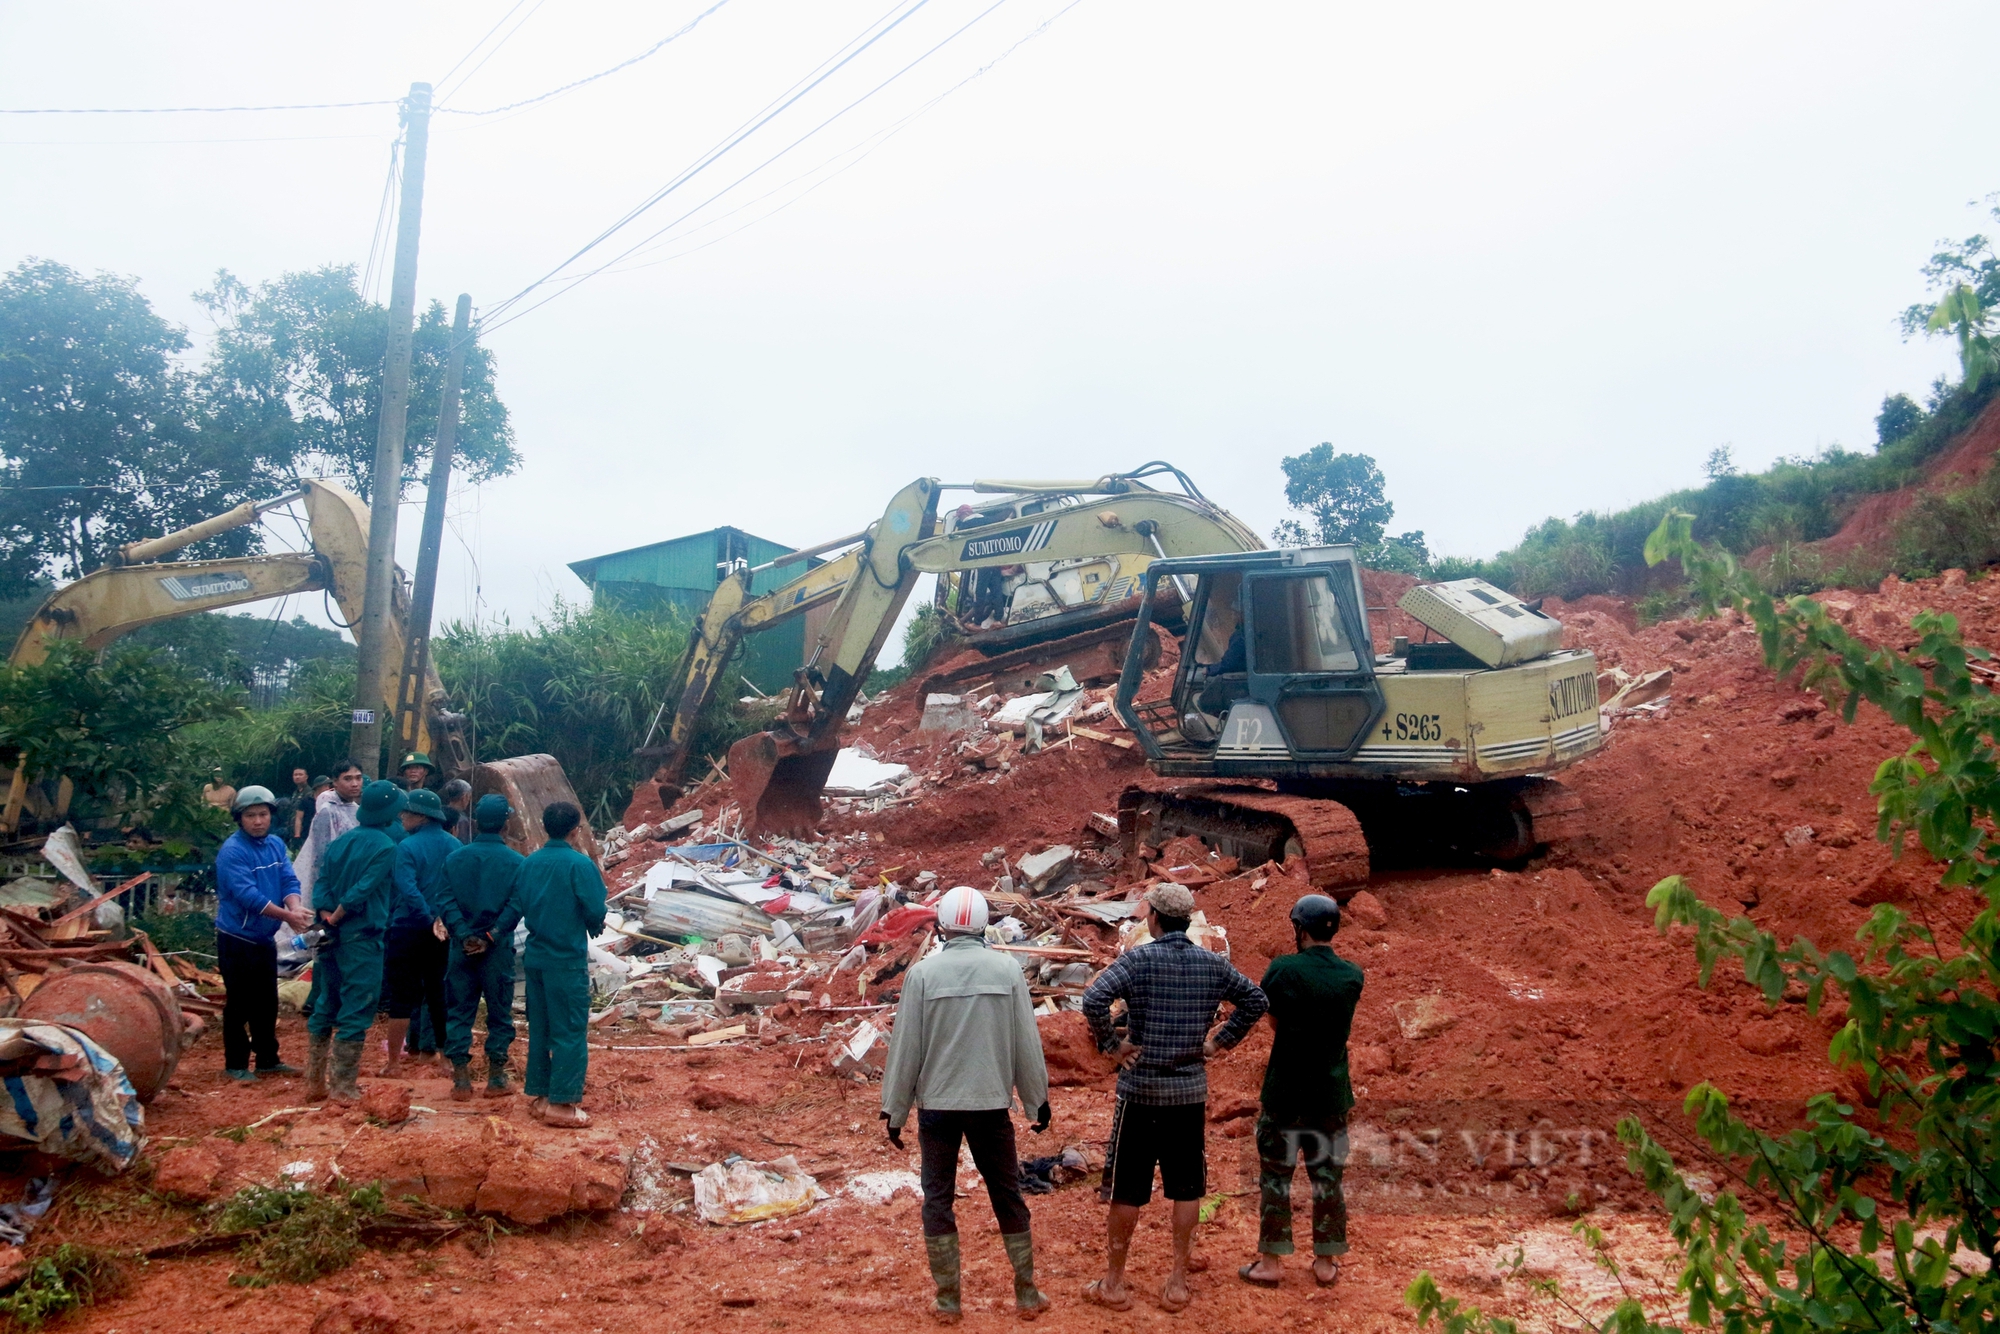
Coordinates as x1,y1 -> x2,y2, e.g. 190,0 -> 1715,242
568,527 -> 806,598
567,527 -> 823,694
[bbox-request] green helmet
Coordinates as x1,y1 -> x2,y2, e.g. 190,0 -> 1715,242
399,752 -> 437,776
403,787 -> 447,822
231,784 -> 277,816
356,780 -> 406,827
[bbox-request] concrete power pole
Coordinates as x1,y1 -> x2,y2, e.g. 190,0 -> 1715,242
349,82 -> 433,775
393,292 -> 471,763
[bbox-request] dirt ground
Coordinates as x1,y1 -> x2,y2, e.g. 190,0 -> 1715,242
20,562 -> 1999,1333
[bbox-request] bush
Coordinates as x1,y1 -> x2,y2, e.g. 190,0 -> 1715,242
218,1183 -> 384,1287
0,1245 -> 128,1330
900,603 -> 958,673
432,600 -> 753,827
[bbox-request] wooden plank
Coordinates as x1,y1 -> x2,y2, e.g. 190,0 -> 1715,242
134,931 -> 183,990
1069,725 -> 1134,750
990,944 -> 1097,959
51,873 -> 149,928
687,1024 -> 749,1046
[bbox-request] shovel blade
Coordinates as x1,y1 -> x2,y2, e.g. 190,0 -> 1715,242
727,732 -> 841,837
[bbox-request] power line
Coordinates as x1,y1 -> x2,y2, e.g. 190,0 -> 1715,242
433,0 -> 537,97
480,0 -> 938,328
434,0 -> 550,106
481,0 -> 1021,334
436,0 -> 735,117
0,99 -> 395,115
609,0 -> 1081,276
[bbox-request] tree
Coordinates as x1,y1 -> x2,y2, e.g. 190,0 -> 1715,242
1273,445 -> 1395,548
1272,444 -> 1430,572
1876,393 -> 1925,447
1407,511 -> 2000,1333
0,639 -> 240,843
0,260 -> 269,595
196,266 -> 519,502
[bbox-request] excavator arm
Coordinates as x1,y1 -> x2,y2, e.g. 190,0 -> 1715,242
721,471 -> 1263,833
10,479 -> 470,776
644,542 -> 859,788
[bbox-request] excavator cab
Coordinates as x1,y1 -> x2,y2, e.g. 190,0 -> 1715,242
1121,548 -> 1385,766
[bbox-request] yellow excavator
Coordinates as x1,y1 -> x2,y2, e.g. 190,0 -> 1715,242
6,480 -> 583,845
1111,548 -> 1604,891
668,464 -> 1265,833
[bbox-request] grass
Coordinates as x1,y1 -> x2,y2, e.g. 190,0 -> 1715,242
0,1246 -> 128,1331
217,1183 -> 384,1287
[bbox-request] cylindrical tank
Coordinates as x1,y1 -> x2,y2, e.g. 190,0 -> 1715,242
19,961 -> 189,1101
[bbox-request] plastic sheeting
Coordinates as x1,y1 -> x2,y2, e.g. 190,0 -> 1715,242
692,1156 -> 827,1225
0,1020 -> 143,1174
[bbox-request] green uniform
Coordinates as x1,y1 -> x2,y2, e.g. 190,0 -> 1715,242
516,840 -> 606,1104
438,833 -> 526,1065
306,824 -> 397,1043
1256,945 -> 1365,1259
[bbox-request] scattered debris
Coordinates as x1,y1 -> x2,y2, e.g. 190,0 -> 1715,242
692,1156 -> 827,1226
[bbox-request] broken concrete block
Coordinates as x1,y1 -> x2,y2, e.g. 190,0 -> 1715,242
920,693 -> 977,733
1017,844 -> 1076,890
660,809 -> 703,836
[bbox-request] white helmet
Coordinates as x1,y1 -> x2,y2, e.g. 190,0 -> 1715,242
935,886 -> 989,935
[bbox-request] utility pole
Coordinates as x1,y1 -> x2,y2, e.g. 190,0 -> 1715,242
394,292 -> 470,765
349,81 -> 433,775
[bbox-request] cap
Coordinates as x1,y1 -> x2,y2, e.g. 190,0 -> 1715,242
399,751 -> 437,774
935,886 -> 989,935
1145,883 -> 1197,919
356,779 -> 407,827
402,787 -> 447,822
230,784 -> 276,815
473,793 -> 512,830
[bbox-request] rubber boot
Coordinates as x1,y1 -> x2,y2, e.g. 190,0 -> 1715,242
450,1060 -> 473,1102
304,1034 -> 331,1102
1002,1232 -> 1050,1320
328,1039 -> 365,1104
484,1059 -> 512,1098
925,1234 -> 963,1325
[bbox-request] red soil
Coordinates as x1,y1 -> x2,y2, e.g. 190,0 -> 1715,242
25,564 -> 2000,1333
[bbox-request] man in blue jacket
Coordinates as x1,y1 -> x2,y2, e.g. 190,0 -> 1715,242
381,787 -> 456,1076
306,779 -> 403,1104
517,802 -> 605,1128
214,785 -> 312,1082
438,795 -> 525,1101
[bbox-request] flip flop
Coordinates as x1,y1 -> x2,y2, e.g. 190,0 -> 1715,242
1080,1280 -> 1133,1312
541,1103 -> 591,1129
1313,1260 -> 1339,1288
1157,1280 -> 1192,1314
1237,1264 -> 1282,1289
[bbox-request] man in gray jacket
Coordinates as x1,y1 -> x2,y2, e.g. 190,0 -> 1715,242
882,886 -> 1052,1324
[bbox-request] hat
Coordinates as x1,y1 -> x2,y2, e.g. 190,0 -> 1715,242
403,787 -> 447,822
399,751 -> 437,775
473,794 -> 512,831
356,779 -> 407,827
1145,883 -> 1197,919
231,784 -> 277,815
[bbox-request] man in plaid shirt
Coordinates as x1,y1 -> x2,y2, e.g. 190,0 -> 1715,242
1080,882 -> 1267,1313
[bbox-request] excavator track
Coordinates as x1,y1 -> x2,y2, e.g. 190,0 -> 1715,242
1117,783 -> 1371,894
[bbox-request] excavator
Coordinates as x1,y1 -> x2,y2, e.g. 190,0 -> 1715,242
6,480 -> 586,845
1110,547 -> 1603,892
663,464 -> 1264,832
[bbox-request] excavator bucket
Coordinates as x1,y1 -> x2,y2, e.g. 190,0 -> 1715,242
471,753 -> 601,863
727,732 -> 841,837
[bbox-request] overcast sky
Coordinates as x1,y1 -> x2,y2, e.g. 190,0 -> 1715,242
1,0 -> 1990,637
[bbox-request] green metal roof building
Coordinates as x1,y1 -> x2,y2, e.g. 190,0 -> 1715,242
567,526 -> 822,695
